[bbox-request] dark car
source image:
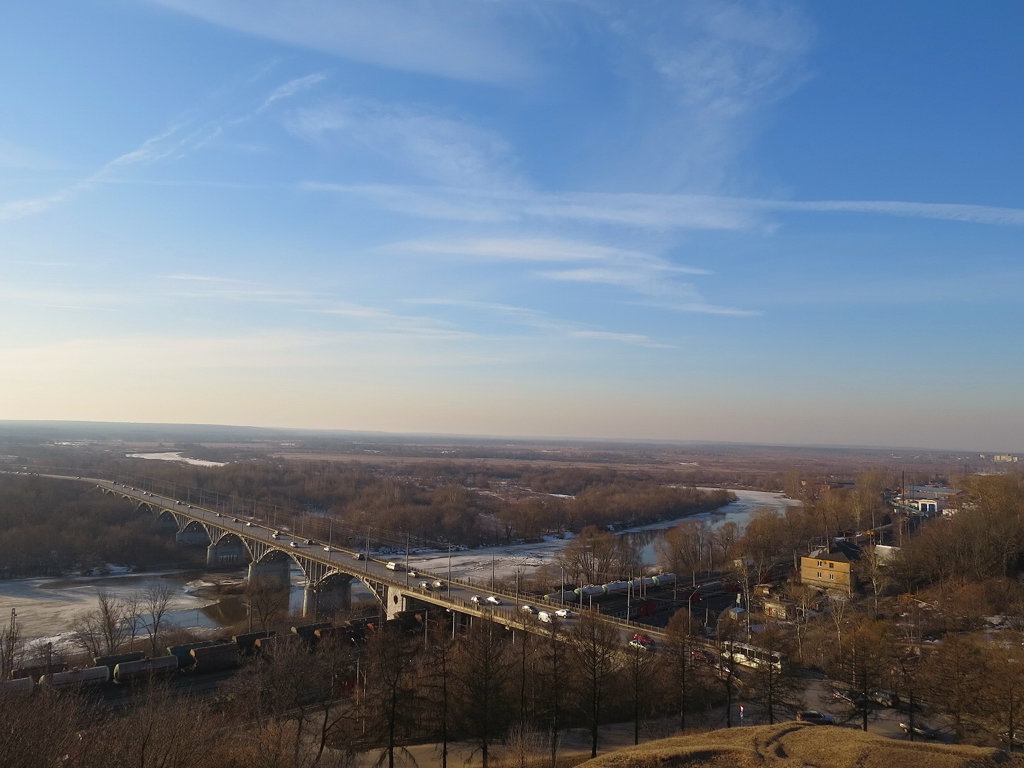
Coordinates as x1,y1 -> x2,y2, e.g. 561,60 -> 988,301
870,690 -> 900,708
796,711 -> 836,726
899,721 -> 941,740
831,687 -> 868,707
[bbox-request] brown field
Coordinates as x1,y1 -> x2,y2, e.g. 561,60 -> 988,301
575,723 -> 1023,768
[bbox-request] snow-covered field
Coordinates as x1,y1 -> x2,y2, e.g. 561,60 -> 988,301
0,570 -> 218,650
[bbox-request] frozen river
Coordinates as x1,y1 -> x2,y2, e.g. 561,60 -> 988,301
0,488 -> 796,647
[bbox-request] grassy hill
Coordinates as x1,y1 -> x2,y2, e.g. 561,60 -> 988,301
575,722 -> 1022,768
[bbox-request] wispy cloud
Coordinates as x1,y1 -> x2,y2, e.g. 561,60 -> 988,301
407,298 -> 673,348
261,72 -> 328,110
397,235 -> 722,308
163,274 -> 320,305
0,72 -> 325,222
144,0 -> 536,84
762,199 -> 1024,227
568,330 -> 673,349
399,236 -> 708,273
288,100 -> 520,188
307,183 -> 1024,231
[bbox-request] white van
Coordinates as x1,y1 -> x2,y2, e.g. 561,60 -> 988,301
385,562 -> 402,571
538,611 -> 553,623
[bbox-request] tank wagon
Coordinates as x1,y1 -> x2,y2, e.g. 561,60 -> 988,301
0,677 -> 35,695
94,651 -> 146,672
167,641 -> 221,669
39,666 -> 110,690
233,630 -> 275,655
190,643 -> 239,673
112,655 -> 178,684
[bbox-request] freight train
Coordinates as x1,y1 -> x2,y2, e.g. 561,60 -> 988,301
544,572 -> 678,603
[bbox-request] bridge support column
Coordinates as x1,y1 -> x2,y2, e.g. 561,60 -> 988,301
207,538 -> 247,569
302,576 -> 353,619
175,527 -> 210,547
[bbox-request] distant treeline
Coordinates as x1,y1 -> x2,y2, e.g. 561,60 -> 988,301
0,476 -> 194,577
3,456 -> 737,558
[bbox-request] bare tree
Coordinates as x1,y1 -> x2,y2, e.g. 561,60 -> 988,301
567,614 -> 621,757
453,619 -> 514,768
625,641 -> 658,744
141,583 -> 175,657
1,608 -> 20,680
72,591 -> 128,657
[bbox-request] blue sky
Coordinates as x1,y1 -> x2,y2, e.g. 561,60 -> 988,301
2,1 -> 1022,451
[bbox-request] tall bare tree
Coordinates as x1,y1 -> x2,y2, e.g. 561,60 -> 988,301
567,614 -> 621,757
141,583 -> 175,657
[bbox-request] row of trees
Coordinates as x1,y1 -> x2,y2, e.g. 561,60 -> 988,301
0,609 -> 733,768
0,476 -> 194,576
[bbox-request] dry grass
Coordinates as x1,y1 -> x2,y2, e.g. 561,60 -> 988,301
575,722 -> 1024,768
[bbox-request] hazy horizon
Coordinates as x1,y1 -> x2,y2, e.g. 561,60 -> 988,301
0,417 -> 1014,456
3,2 -> 1022,452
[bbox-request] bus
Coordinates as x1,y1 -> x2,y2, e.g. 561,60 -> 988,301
721,642 -> 784,672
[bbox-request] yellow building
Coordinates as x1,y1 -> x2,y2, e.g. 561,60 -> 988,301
800,549 -> 855,595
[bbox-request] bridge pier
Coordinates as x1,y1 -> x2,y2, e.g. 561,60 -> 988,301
206,538 -> 247,569
302,576 -> 353,619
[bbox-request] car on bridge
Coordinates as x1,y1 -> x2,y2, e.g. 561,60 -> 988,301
353,553 -> 365,560
470,595 -> 483,604
485,596 -> 502,605
289,541 -> 300,548
323,546 -> 333,552
555,608 -> 574,618
521,604 -> 538,614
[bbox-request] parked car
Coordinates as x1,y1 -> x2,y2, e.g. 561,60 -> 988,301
691,648 -> 717,665
831,687 -> 868,707
1000,731 -> 1024,747
796,711 -> 835,726
899,721 -> 941,739
870,690 -> 900,708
